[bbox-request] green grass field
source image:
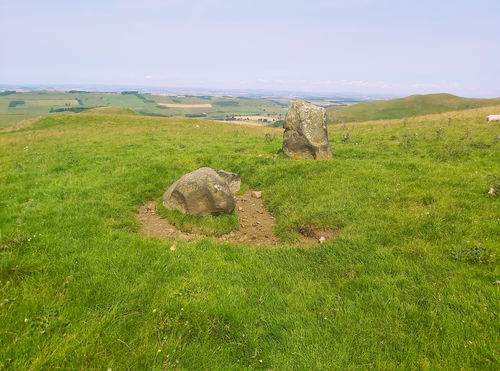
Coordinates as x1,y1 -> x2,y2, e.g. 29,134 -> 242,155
327,93 -> 500,123
1,106 -> 499,369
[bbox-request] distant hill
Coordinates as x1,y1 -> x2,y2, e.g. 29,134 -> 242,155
326,93 -> 500,123
86,106 -> 138,115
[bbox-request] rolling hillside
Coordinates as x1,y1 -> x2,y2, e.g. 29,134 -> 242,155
327,93 -> 500,123
0,90 -> 290,129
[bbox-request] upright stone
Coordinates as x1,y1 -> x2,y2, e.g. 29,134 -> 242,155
282,100 -> 332,159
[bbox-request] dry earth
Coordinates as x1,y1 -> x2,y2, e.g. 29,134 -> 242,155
137,191 -> 340,247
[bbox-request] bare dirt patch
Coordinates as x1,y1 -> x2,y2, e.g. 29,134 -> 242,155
137,202 -> 196,241
157,103 -> 212,108
137,191 -> 340,247
220,191 -> 280,246
299,225 -> 341,245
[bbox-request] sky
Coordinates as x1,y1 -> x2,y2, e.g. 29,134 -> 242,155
1,0 -> 499,97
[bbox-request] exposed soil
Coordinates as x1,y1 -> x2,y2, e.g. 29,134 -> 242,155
137,201 -> 196,242
137,191 -> 340,247
219,191 -> 280,246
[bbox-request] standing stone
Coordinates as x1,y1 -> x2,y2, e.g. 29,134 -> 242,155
163,167 -> 235,216
282,100 -> 332,159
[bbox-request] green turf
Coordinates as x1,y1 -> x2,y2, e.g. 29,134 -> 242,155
0,106 -> 499,369
327,93 -> 500,123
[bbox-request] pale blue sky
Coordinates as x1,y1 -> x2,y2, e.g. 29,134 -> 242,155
1,0 -> 499,97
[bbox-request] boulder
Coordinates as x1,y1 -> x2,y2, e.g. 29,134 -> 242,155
163,167 -> 236,215
282,100 -> 332,159
216,169 -> 241,194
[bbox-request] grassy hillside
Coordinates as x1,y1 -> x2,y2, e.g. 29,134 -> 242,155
86,106 -> 138,115
327,93 -> 500,123
1,107 -> 499,369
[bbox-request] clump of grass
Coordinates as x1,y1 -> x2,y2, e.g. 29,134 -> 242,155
421,196 -> 435,206
432,143 -> 469,161
460,128 -> 471,140
264,133 -> 276,143
488,174 -> 500,195
0,257 -> 42,283
435,127 -> 444,141
469,141 -> 490,149
400,132 -> 416,149
341,132 -> 350,143
450,246 -> 495,264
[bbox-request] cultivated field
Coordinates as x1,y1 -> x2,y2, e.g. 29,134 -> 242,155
0,91 -> 291,129
157,103 -> 213,108
0,105 -> 498,369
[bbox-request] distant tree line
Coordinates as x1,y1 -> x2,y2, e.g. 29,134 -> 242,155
185,113 -> 207,118
137,110 -> 171,117
0,90 -> 17,96
214,101 -> 239,107
8,100 -> 25,108
68,90 -> 89,93
135,93 -> 155,103
49,107 -> 90,113
121,91 -> 139,95
270,100 -> 288,107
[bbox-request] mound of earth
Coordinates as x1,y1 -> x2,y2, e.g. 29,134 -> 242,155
137,191 -> 340,247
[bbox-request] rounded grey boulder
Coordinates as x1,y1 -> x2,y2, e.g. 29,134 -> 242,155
216,169 -> 241,194
163,167 -> 236,216
282,100 -> 332,159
